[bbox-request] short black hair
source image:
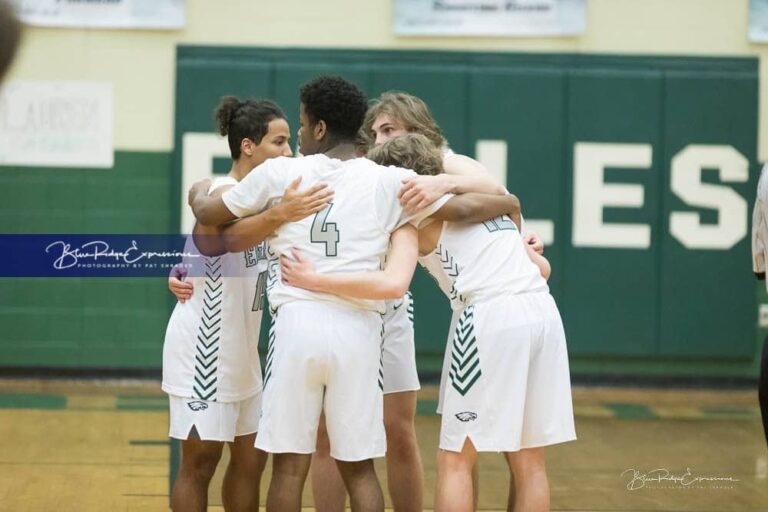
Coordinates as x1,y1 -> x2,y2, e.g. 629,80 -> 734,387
299,75 -> 367,141
214,97 -> 286,160
0,0 -> 21,82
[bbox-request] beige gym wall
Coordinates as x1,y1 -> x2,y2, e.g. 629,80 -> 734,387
5,0 -> 767,159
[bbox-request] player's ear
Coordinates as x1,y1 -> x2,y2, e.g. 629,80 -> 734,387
313,119 -> 327,141
240,138 -> 254,157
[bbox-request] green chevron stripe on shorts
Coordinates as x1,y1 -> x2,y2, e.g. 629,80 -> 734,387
193,256 -> 222,400
263,313 -> 277,388
406,291 -> 414,324
449,305 -> 481,396
378,315 -> 385,391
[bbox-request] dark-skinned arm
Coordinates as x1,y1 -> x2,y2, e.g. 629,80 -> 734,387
220,177 -> 334,252
188,179 -> 238,226
191,221 -> 228,257
189,176 -> 334,253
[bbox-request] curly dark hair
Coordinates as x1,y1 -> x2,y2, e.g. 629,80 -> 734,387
0,0 -> 21,82
214,97 -> 286,160
299,75 -> 367,141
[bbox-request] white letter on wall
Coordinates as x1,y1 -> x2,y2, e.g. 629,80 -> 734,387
181,133 -> 230,233
669,145 -> 748,250
476,139 -> 556,245
572,142 -> 652,248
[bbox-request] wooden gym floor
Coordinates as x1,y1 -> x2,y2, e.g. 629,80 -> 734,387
0,378 -> 765,511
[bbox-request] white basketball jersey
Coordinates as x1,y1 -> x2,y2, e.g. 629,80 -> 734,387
222,155 -> 447,313
418,215 -> 548,308
163,177 -> 268,403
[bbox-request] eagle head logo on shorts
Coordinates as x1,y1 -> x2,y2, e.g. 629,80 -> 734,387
455,411 -> 477,422
187,401 -> 208,411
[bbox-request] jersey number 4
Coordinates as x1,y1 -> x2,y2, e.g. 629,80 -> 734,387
311,203 -> 340,257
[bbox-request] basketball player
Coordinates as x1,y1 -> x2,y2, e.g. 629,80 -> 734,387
0,0 -> 21,82
285,134 -> 575,511
363,91 -> 544,255
163,97 -> 331,512
187,75 -> 522,512
751,162 -> 768,448
312,91 -> 539,512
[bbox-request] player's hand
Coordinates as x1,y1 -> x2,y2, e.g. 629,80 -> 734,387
398,175 -> 449,214
168,264 -> 193,303
188,178 -> 212,207
276,177 -> 334,222
524,231 -> 544,254
280,248 -> 319,290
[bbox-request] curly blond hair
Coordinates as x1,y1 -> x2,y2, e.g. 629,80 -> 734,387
363,91 -> 447,148
366,133 -> 443,176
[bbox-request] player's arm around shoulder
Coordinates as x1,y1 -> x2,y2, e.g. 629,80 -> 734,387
189,157 -> 290,226
189,183 -> 233,256
398,153 -> 505,213
442,152 -> 506,194
429,192 -> 521,224
188,179 -> 236,226
220,177 -> 334,253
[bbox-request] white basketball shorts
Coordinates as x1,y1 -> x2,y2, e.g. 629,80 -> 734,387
382,292 -> 420,394
439,292 -> 577,453
255,300 -> 386,461
168,392 -> 261,442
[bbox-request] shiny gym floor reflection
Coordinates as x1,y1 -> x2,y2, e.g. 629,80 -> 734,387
0,379 -> 764,511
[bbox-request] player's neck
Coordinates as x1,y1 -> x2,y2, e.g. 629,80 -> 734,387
229,162 -> 250,182
323,142 -> 357,161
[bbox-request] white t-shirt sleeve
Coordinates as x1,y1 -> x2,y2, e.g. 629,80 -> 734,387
221,158 -> 286,218
208,176 -> 238,194
374,167 -> 408,232
401,192 -> 453,229
394,166 -> 454,228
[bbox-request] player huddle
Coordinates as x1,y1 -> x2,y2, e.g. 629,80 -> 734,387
163,75 -> 576,512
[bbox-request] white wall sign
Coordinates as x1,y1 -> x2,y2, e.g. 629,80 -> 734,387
394,0 -> 586,37
0,81 -> 114,168
11,0 -> 185,30
749,0 -> 768,42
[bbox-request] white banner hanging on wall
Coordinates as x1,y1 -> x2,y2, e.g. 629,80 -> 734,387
0,81 -> 114,168
750,0 -> 768,42
11,0 -> 185,29
394,0 -> 586,37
